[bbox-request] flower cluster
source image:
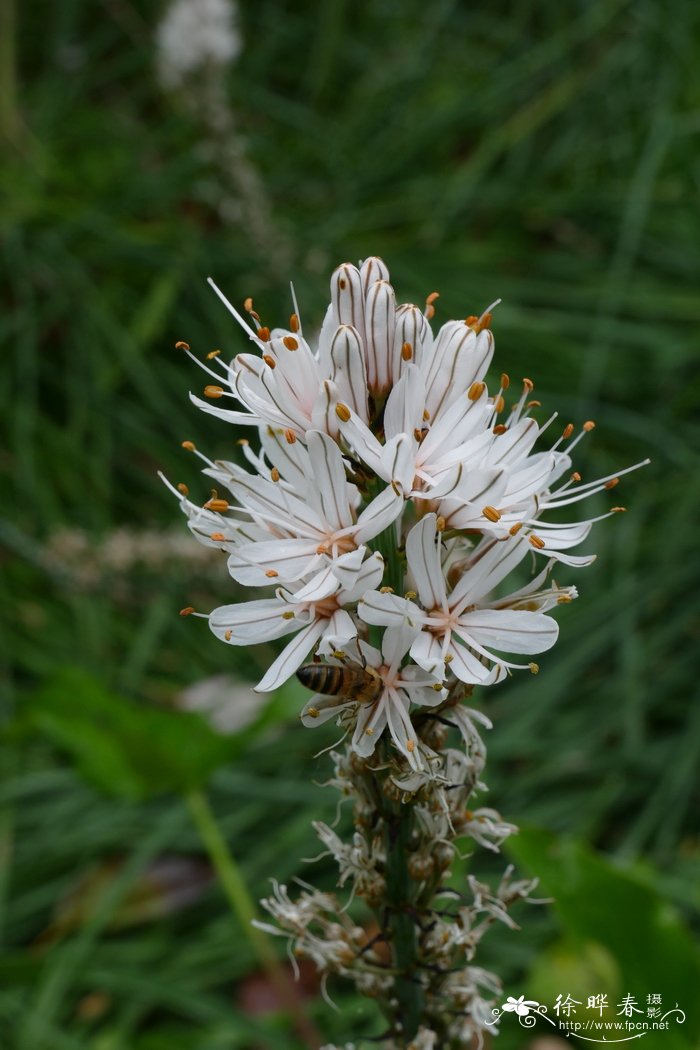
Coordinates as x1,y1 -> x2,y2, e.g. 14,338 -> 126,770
169,256 -> 646,1046
166,256 -> 644,772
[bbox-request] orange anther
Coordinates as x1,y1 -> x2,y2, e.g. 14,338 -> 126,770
436,516 -> 446,532
262,354 -> 276,368
243,297 -> 254,312
529,535 -> 546,549
224,629 -> 232,641
210,532 -> 226,542
265,569 -> 279,578
175,340 -> 190,351
493,424 -> 508,435
571,471 -> 582,482
493,395 -> 505,413
482,506 -> 501,523
401,342 -> 413,361
336,402 -> 351,422
257,326 -> 270,342
177,483 -> 189,495
604,478 -> 619,489
284,428 -> 297,444
289,313 -> 300,333
509,523 -> 523,536
179,606 -> 195,616
468,381 -> 485,401
181,440 -> 196,451
205,499 -> 229,512
522,377 -> 534,391
563,423 -> 574,439
270,467 -> 280,482
583,420 -> 596,431
206,349 -> 221,359
500,373 -> 510,390
204,385 -> 224,398
283,335 -> 298,351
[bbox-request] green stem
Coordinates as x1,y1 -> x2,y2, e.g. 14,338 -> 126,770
384,801 -> 424,1041
185,789 -> 322,1049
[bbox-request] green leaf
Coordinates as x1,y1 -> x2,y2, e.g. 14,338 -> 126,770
507,827 -> 700,1048
21,668 -> 237,799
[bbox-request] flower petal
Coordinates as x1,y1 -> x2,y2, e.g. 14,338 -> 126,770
255,618 -> 326,692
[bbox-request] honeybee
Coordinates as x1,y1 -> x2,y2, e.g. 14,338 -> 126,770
296,662 -> 384,704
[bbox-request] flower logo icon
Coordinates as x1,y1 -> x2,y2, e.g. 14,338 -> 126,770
502,995 -> 540,1017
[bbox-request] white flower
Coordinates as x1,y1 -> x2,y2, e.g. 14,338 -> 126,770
156,0 -> 241,90
208,548 -> 384,692
300,629 -> 447,770
359,513 -> 569,683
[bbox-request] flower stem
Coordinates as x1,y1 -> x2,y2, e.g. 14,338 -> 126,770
185,789 -> 322,1049
384,798 -> 424,1041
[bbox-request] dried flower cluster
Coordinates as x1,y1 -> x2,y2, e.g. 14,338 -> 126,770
167,257 -> 645,1045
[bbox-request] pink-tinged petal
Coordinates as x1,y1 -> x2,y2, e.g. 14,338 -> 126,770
209,599 -> 304,643
306,430 -> 354,531
353,699 -> 388,757
310,378 -> 340,439
206,462 -> 325,536
447,641 -> 506,685
227,539 -> 320,586
336,408 -> 385,477
255,618 -> 326,692
317,609 -> 357,654
380,433 -> 416,493
339,551 -> 386,602
264,334 -> 320,413
331,263 -> 365,333
417,392 -> 489,467
381,623 -> 421,672
393,304 -> 432,377
488,418 -> 539,467
405,514 -> 447,610
422,322 -> 488,421
301,693 -> 354,727
409,631 -> 446,677
456,609 -> 559,654
400,668 -> 447,707
360,255 -> 390,292
328,325 -> 369,422
358,591 -> 422,628
529,520 -> 592,550
259,426 -> 312,492
501,452 -> 558,505
290,565 -> 340,603
241,367 -> 313,433
354,484 -> 404,544
385,691 -> 422,769
189,393 -> 260,426
540,550 -> 597,567
447,467 -> 508,508
328,546 -> 365,583
383,364 -> 424,441
449,535 -> 530,610
364,279 -> 396,394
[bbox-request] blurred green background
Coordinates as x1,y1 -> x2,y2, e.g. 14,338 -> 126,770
2,0 -> 700,1047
